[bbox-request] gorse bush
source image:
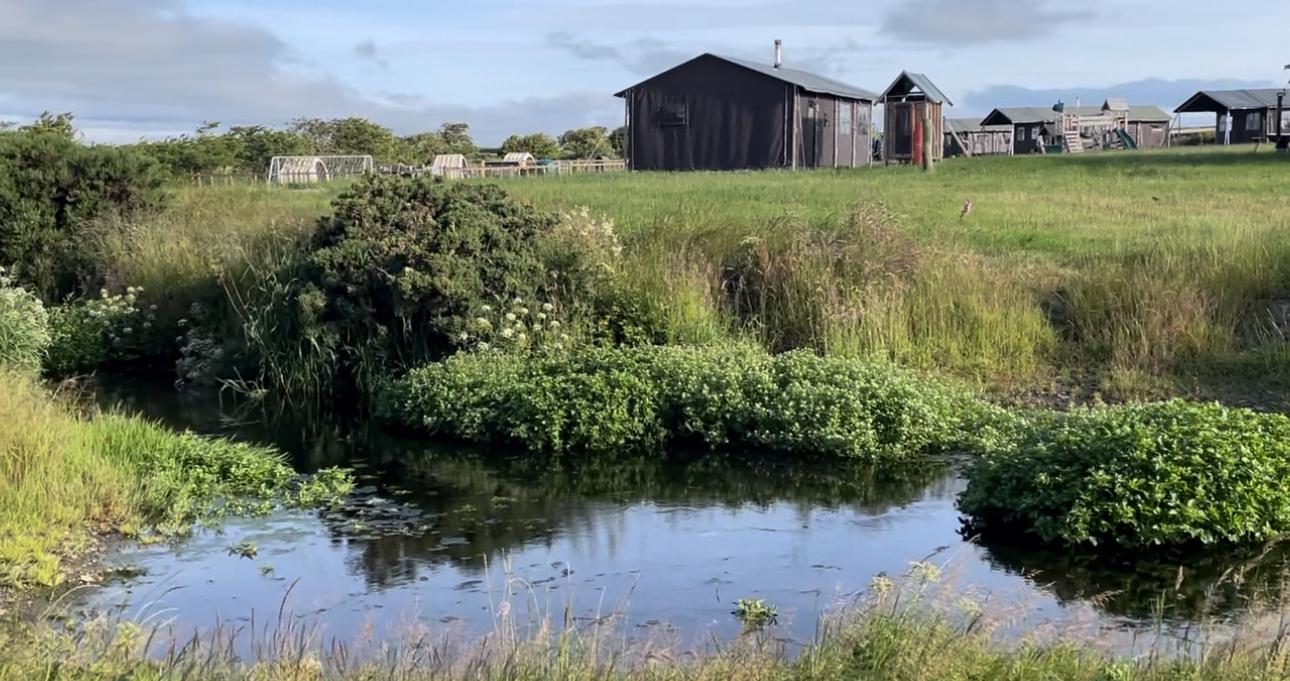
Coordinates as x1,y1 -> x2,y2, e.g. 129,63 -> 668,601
0,267 -> 50,372
959,400 -> 1290,548
243,176 -> 558,396
381,345 -> 1014,460
0,130 -> 166,300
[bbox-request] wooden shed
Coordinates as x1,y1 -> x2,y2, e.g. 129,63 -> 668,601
881,72 -> 951,166
1175,89 -> 1286,145
614,51 -> 877,171
944,119 -> 1012,157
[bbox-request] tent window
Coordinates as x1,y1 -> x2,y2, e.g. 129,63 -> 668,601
658,98 -> 688,127
839,104 -> 853,136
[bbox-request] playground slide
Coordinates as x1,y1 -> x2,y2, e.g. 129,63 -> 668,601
1116,129 -> 1138,150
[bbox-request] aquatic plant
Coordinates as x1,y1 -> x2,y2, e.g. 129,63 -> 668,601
732,598 -> 778,629
227,540 -> 258,559
960,400 -> 1290,548
381,344 -> 1015,460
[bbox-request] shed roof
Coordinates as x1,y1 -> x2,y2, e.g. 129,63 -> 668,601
613,53 -> 877,102
945,118 -> 1011,134
881,71 -> 952,106
1175,88 -> 1284,113
1103,97 -> 1130,112
982,104 -> 1171,126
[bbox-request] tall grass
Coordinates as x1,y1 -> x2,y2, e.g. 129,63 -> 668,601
8,562 -> 1290,679
91,148 -> 1290,405
0,367 -> 323,588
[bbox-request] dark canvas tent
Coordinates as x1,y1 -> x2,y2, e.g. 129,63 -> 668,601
1175,89 -> 1286,145
615,53 -> 877,171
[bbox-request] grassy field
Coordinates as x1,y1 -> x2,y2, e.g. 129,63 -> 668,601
102,147 -> 1290,407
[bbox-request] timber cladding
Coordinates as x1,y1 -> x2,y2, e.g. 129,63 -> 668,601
615,53 -> 876,171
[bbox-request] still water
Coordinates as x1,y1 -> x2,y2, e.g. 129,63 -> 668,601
74,374 -> 1290,650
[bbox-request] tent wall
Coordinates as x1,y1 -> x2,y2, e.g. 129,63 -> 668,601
623,55 -> 790,171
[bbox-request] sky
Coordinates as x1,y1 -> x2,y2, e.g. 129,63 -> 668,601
1,0 -> 1287,145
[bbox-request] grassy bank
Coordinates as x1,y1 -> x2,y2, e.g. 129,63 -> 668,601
5,567 -> 1290,680
88,148 -> 1290,406
0,368 -> 349,589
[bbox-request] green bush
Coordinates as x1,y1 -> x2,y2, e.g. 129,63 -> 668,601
45,287 -> 157,376
0,268 -> 50,372
959,400 -> 1290,548
0,130 -> 166,300
381,345 -> 1010,460
243,176 -> 556,396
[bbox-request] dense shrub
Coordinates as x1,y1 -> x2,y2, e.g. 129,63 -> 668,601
45,287 -> 157,376
959,400 -> 1290,548
0,130 -> 166,300
0,267 -> 50,372
380,345 -> 1012,460
246,176 -> 556,396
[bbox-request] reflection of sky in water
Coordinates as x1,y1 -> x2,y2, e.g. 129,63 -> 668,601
77,374 -> 1290,654
80,473 -> 1070,648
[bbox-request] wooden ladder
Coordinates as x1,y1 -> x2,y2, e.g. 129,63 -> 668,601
1063,131 -> 1084,154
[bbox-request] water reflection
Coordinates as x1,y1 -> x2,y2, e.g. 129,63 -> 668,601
82,372 -> 1290,645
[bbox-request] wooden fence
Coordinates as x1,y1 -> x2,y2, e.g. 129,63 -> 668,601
188,159 -> 628,186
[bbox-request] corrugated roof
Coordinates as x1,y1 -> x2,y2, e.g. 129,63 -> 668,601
715,55 -> 878,101
1175,88 -> 1284,113
613,53 -> 877,101
946,118 -> 1011,134
983,104 -> 1172,126
880,71 -> 953,105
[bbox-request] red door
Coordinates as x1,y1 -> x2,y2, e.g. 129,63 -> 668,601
912,109 -> 924,166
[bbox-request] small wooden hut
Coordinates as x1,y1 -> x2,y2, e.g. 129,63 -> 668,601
881,72 -> 951,166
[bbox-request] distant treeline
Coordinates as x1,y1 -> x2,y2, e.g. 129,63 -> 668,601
1,111 -> 625,178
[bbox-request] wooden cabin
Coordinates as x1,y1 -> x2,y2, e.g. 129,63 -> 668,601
1175,89 -> 1287,145
615,51 -> 877,171
881,72 -> 951,166
944,119 -> 1012,157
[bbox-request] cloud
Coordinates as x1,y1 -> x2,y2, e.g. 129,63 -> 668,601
546,32 -> 692,75
0,0 -> 617,144
881,0 -> 1095,46
547,31 -> 874,80
353,39 -> 389,71
960,77 -> 1278,116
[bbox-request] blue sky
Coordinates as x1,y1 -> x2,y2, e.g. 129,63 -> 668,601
1,0 -> 1286,144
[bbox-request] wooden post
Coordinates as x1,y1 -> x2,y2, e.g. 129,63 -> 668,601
921,104 -> 934,172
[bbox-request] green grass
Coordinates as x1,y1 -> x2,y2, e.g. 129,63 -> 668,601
492,148 -> 1290,404
95,147 -> 1290,406
0,367 -> 346,589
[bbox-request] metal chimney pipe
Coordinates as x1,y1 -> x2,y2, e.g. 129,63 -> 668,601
774,39 -> 782,69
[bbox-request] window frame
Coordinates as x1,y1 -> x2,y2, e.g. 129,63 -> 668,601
657,97 -> 688,128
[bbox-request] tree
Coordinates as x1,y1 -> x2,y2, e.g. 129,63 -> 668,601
558,126 -> 612,159
501,133 -> 560,159
610,126 -> 626,157
227,125 -> 310,174
438,122 -> 477,156
289,117 -> 398,162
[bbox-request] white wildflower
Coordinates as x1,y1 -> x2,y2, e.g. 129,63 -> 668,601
501,328 -> 515,339
505,312 -> 517,322
542,303 -> 554,312
550,320 -> 561,329
536,312 -> 547,321
478,342 -> 491,351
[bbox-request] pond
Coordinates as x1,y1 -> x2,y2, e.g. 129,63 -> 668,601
71,374 -> 1290,653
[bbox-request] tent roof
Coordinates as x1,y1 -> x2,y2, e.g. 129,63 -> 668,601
1175,88 -> 1284,113
881,71 -> 952,105
613,53 -> 877,101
